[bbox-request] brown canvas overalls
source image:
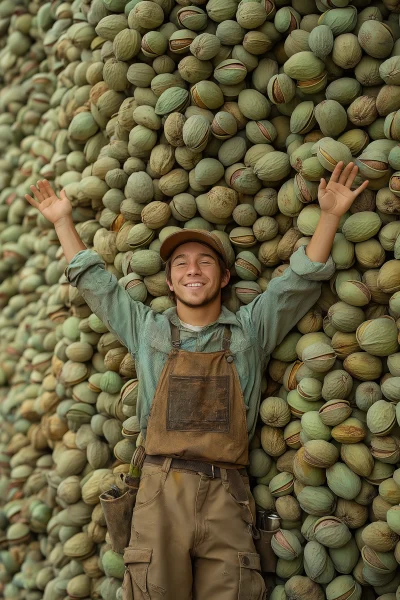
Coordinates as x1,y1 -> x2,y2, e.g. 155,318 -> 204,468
122,324 -> 267,600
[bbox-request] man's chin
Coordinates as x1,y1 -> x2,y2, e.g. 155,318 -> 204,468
175,289 -> 220,308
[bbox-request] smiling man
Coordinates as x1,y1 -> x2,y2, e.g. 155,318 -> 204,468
25,162 -> 368,600
164,233 -> 230,322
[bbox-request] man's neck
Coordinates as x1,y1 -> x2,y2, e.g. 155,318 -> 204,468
176,299 -> 222,326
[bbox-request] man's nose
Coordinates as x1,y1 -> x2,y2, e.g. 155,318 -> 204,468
186,262 -> 202,274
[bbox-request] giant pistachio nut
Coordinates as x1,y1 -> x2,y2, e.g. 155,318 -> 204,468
358,20 -> 395,59
302,342 -> 336,373
191,80 -> 224,110
267,74 -> 296,105
259,396 -> 291,427
308,25 -> 334,59
313,516 -> 352,549
290,102 -> 316,135
283,51 -> 325,82
326,463 -> 362,501
361,521 -> 399,552
367,400 -> 396,437
321,370 -> 353,402
271,528 -> 302,561
326,575 -> 362,600
318,6 -> 358,35
304,541 -> 335,585
297,486 -> 336,517
386,505 -> 400,535
331,417 -> 366,444
377,259 -> 400,293
155,87 -> 190,116
337,281 -> 371,307
297,377 -> 323,402
293,447 -> 326,487
315,100 -> 348,138
356,316 -> 399,357
214,59 -> 248,86
316,138 -> 353,172
303,440 -> 339,469
284,575 -> 324,600
340,443 -> 374,478
253,151 -> 291,182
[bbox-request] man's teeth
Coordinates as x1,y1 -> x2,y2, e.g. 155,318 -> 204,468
186,283 -> 203,287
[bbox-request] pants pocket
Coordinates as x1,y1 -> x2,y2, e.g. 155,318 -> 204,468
222,477 -> 259,538
237,552 -> 267,600
123,547 -> 152,600
134,466 -> 166,512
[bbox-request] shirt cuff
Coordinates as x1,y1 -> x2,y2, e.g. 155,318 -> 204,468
289,245 -> 336,281
64,249 -> 104,287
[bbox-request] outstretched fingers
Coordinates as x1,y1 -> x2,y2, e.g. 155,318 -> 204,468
36,179 -> 52,199
339,162 -> 355,186
353,179 -> 369,198
24,193 -> 40,209
25,179 -> 58,209
27,183 -> 44,202
344,164 -> 359,189
329,161 -> 344,183
42,179 -> 57,198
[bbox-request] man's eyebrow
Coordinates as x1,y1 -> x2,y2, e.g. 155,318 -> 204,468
172,253 -> 216,261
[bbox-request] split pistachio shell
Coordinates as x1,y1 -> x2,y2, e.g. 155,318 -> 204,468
326,575 -> 362,600
313,516 -> 352,549
271,528 -> 303,560
303,440 -> 339,469
367,400 -> 396,437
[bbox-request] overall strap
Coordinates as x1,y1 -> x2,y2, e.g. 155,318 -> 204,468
222,326 -> 231,351
170,323 -> 181,348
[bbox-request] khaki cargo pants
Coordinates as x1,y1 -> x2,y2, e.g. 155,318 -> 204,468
122,457 -> 266,600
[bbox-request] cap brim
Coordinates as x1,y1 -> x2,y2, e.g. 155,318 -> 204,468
159,229 -> 228,266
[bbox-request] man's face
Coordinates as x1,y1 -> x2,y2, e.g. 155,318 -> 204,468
167,241 -> 230,308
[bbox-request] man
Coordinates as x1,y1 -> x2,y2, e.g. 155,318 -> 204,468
25,162 -> 368,600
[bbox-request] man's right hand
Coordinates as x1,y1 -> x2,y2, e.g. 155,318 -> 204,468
25,180 -> 72,225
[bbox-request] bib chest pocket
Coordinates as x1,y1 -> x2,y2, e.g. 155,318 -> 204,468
166,375 -> 230,432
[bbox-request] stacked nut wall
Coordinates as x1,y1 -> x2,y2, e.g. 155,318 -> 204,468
0,0 -> 400,598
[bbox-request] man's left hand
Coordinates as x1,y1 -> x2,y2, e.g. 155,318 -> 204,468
318,161 -> 370,217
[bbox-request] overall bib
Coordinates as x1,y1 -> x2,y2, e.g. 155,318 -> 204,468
122,323 -> 266,600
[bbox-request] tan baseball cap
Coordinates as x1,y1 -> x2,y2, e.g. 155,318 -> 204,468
159,229 -> 229,266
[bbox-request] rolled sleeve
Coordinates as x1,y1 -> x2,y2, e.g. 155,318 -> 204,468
65,249 -> 150,355
238,246 -> 335,357
290,245 -> 336,281
64,250 -> 103,286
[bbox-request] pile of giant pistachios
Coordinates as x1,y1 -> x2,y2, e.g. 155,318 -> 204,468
0,0 -> 400,598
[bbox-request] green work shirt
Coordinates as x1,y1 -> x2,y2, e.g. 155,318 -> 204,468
65,246 -> 335,442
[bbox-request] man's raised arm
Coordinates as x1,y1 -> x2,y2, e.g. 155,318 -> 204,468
25,180 -> 149,355
25,179 -> 86,262
238,162 -> 369,357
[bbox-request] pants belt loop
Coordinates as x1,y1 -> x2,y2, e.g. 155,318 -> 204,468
220,467 -> 228,484
161,456 -> 172,474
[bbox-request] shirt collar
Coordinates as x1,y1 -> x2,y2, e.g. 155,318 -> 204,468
164,305 -> 238,329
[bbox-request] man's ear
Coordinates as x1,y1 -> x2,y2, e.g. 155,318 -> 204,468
166,279 -> 174,292
221,268 -> 230,289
